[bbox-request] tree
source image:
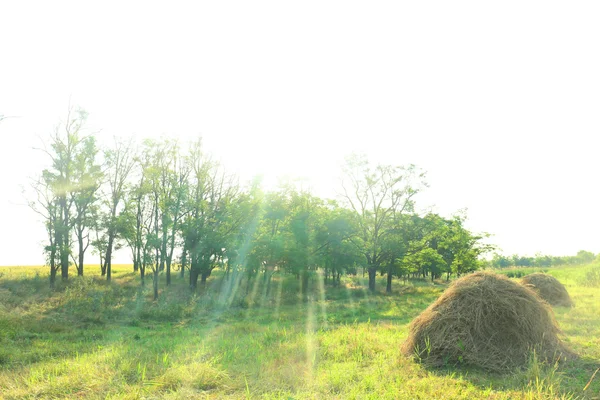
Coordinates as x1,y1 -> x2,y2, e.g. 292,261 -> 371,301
246,189 -> 288,295
102,138 -> 135,282
70,134 -> 102,276
29,176 -> 60,287
183,139 -> 250,290
146,139 -> 189,286
118,149 -> 150,282
491,253 -> 512,268
575,250 -> 595,264
340,154 -> 426,291
285,188 -> 324,296
315,203 -> 362,287
379,213 -> 426,292
406,213 -> 492,281
37,108 -> 93,280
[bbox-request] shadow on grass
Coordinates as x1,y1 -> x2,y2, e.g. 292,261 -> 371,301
409,348 -> 600,399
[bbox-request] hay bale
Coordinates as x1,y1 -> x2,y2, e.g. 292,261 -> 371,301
401,272 -> 573,371
521,273 -> 573,307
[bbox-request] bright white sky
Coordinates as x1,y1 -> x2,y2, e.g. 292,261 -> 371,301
1,1 -> 599,266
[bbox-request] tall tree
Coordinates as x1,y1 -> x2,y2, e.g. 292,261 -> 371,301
102,138 -> 135,282
341,154 -> 426,291
37,108 -> 92,280
184,139 -> 250,290
70,135 -> 102,276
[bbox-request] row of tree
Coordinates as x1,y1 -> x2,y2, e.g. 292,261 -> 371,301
488,250 -> 596,269
30,109 -> 491,298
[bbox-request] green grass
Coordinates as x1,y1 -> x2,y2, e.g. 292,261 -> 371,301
0,264 -> 599,399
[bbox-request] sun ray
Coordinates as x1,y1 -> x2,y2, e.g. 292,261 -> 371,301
273,271 -> 284,321
223,268 -> 245,307
316,269 -> 328,329
343,282 -> 358,320
244,268 -> 263,319
305,292 -> 317,384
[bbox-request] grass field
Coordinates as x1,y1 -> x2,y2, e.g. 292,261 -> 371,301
0,264 -> 599,399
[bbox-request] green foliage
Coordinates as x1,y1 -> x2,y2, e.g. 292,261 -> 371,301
490,250 -> 598,269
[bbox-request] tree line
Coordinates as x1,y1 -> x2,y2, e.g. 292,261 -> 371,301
29,109 -> 491,298
488,250 -> 596,269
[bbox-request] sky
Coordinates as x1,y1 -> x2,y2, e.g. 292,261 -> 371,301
1,1 -> 599,266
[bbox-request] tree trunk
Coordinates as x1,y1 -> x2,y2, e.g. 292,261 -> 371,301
200,270 -> 210,286
386,264 -> 393,294
136,242 -> 142,274
266,271 -> 274,296
368,267 -> 377,292
166,258 -> 171,286
49,249 -> 57,288
50,267 -> 57,288
132,247 -> 138,273
153,269 -> 159,300
245,272 -> 252,295
301,270 -> 309,297
140,265 -> 145,286
190,268 -> 200,290
60,248 -> 69,280
60,195 -> 69,281
106,234 -> 114,282
77,234 -> 84,276
180,248 -> 187,279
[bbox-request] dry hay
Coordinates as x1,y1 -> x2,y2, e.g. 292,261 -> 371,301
521,273 -> 574,307
401,271 -> 574,371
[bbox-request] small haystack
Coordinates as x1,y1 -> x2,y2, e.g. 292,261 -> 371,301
521,273 -> 573,307
401,272 -> 573,371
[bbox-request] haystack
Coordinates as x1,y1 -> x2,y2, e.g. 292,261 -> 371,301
401,272 -> 573,371
521,273 -> 573,307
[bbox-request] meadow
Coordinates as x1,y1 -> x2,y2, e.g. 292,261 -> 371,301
0,264 -> 598,399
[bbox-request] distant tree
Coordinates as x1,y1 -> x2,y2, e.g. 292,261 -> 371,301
575,250 -> 595,264
491,253 -> 512,268
533,253 -> 552,267
512,255 -> 533,267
